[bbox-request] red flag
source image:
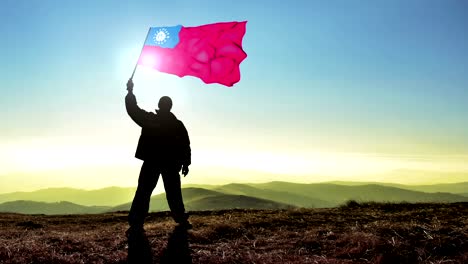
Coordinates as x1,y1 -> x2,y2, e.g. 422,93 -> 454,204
138,21 -> 247,87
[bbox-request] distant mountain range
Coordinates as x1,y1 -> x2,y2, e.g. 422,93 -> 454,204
327,181 -> 468,194
0,200 -> 108,215
0,181 -> 466,215
0,187 -> 136,206
246,181 -> 467,206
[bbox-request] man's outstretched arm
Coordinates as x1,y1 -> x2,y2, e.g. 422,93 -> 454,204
125,79 -> 155,127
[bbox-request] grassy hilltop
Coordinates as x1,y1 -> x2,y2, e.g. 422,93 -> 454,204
0,202 -> 467,263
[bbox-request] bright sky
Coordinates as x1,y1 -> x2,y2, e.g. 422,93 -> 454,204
1,0 -> 468,193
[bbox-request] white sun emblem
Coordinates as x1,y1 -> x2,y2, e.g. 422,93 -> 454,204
153,28 -> 170,45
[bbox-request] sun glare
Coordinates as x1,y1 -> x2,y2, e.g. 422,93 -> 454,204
140,54 -> 158,68
1,141 -> 132,173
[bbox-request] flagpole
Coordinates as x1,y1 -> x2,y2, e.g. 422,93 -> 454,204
130,27 -> 151,80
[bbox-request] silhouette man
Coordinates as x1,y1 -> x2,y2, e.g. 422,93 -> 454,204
125,79 -> 192,234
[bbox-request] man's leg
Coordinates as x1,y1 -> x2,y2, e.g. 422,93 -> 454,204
161,166 -> 189,225
128,161 -> 160,229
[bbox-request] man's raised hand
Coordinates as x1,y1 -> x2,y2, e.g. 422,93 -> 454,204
127,79 -> 134,93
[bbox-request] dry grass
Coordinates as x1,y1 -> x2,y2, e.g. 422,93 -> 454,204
0,202 -> 467,263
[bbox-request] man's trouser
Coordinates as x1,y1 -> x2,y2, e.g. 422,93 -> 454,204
128,161 -> 187,228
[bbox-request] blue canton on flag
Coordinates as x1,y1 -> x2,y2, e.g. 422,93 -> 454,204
144,25 -> 182,48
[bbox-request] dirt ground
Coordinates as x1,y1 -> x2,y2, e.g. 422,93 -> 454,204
0,202 -> 467,263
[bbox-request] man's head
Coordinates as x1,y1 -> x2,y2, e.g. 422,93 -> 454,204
158,96 -> 173,112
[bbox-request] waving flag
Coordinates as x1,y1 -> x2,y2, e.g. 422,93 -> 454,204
137,21 -> 247,87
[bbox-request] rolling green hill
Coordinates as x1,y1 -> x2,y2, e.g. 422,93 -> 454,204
185,194 -> 294,210
214,183 -> 332,208
110,187 -> 224,212
0,187 -> 136,206
0,200 -> 110,215
110,187 -> 293,212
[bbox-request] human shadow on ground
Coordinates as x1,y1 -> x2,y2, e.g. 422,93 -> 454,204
127,231 -> 153,264
160,225 -> 192,264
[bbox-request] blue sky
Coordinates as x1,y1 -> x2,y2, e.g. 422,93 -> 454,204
1,0 -> 467,191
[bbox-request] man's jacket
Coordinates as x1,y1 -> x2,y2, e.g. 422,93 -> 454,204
125,93 -> 191,166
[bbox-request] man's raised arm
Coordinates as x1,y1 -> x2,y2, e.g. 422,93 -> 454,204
125,79 -> 155,127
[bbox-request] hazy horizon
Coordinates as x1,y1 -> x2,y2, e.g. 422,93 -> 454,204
1,0 -> 468,193
1,176 -> 467,195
